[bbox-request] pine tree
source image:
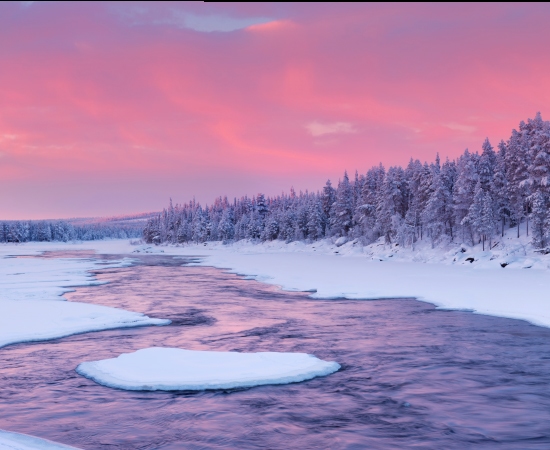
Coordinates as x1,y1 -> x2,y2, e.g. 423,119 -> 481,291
322,180 -> 336,233
402,159 -> 423,243
530,190 -> 548,249
506,127 -> 531,236
527,113 -> 550,196
218,207 -> 235,242
191,207 -> 207,243
246,210 -> 261,240
454,150 -> 478,244
262,213 -> 280,241
256,194 -> 269,219
330,171 -> 354,237
294,203 -> 309,240
422,171 -> 448,247
478,138 -> 496,189
355,164 -> 385,243
480,190 -> 497,250
376,167 -> 405,244
492,141 -> 511,236
463,181 -> 482,245
307,200 -> 324,240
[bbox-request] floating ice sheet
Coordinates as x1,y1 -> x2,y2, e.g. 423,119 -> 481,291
0,429 -> 79,450
76,347 -> 340,391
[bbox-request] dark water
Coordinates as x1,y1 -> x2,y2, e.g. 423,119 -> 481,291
1,253 -> 550,449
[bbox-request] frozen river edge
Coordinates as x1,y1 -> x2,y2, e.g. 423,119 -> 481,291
2,238 -> 550,331
0,252 -> 170,351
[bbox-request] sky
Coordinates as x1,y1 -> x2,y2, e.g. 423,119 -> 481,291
2,2 -> 550,219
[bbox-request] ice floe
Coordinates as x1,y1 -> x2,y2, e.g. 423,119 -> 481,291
0,429 -> 79,450
76,347 -> 340,391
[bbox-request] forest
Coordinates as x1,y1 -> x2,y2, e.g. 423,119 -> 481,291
144,114 -> 550,250
0,220 -> 141,242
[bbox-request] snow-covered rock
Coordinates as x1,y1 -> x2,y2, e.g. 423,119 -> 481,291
334,236 -> 348,247
76,347 -> 340,391
0,430 -> 79,450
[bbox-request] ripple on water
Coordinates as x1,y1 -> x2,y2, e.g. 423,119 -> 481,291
1,252 -> 550,449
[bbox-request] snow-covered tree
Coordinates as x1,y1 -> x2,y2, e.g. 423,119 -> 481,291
218,207 -> 235,242
530,190 -> 550,249
330,171 -> 354,237
307,200 -> 324,240
143,113 -> 548,252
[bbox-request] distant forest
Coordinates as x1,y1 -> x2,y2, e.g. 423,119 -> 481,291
144,113 -> 550,250
0,220 -> 142,242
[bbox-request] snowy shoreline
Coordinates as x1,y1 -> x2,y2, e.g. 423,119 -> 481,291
1,230 -> 548,330
131,223 -> 550,329
0,244 -> 170,351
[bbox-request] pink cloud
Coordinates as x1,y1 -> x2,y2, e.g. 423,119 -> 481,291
1,3 -> 550,219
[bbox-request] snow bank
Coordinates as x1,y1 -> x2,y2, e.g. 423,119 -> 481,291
0,253 -> 133,302
76,347 -> 340,391
190,250 -> 550,326
0,299 -> 168,349
0,243 -> 169,349
2,231 -> 549,330
0,430 -> 79,450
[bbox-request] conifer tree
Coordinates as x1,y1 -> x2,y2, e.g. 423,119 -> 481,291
530,190 -> 548,249
492,141 -> 511,236
330,171 -> 354,237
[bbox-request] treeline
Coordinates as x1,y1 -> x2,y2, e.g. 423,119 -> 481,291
144,113 -> 550,250
0,220 -> 141,243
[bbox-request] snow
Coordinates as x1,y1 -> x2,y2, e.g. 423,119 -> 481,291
1,224 -> 549,341
0,430 -> 79,450
178,248 -> 550,327
0,243 -> 169,349
0,299 -> 168,349
76,347 -> 340,391
115,222 -> 550,328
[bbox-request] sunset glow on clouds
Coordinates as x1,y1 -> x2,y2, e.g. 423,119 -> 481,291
2,2 -> 550,219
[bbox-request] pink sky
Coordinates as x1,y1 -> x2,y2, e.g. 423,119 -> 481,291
2,2 -> 550,219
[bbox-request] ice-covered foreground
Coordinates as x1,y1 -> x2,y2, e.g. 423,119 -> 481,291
76,347 -> 340,391
0,244 -> 169,349
0,430 -> 79,450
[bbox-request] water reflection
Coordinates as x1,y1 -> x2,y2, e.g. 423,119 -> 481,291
0,253 -> 549,449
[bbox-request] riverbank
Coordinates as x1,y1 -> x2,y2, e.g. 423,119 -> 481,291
1,226 -> 548,329
0,246 -> 169,350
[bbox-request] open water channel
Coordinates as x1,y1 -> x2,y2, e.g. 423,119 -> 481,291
0,252 -> 549,449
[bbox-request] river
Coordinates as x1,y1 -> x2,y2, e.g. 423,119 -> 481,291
1,252 -> 549,449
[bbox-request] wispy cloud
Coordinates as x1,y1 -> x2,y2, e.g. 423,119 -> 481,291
166,12 -> 273,33
246,20 -> 294,32
444,122 -> 476,133
306,121 -> 357,137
